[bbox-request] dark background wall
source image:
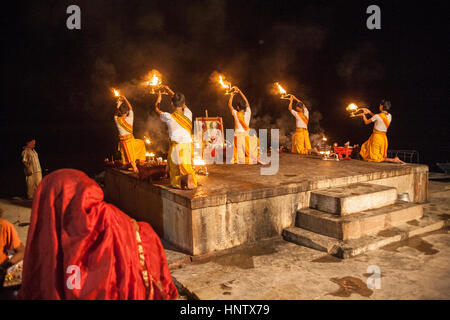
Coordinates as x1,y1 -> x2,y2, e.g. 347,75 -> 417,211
1,0 -> 448,197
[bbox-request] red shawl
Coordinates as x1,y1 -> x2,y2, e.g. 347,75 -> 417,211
19,169 -> 178,300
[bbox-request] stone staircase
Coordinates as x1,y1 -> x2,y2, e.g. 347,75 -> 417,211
283,183 -> 443,258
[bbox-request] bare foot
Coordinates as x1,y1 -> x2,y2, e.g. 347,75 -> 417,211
394,156 -> 406,165
186,174 -> 195,189
180,174 -> 195,189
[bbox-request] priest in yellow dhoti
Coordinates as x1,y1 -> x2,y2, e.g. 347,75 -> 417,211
155,86 -> 197,189
358,99 -> 405,164
227,87 -> 259,164
288,95 -> 318,155
114,96 -> 147,173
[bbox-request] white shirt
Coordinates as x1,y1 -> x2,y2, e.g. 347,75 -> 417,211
114,110 -> 134,136
22,148 -> 41,173
160,108 -> 193,143
290,107 -> 309,129
232,107 -> 251,133
371,113 -> 392,132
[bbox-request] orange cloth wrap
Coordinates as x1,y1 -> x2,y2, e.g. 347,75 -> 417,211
360,129 -> 388,162
291,128 -> 311,154
167,141 -> 198,189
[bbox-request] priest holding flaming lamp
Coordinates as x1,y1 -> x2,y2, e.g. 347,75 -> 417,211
226,84 -> 259,164
355,100 -> 405,164
275,82 -> 317,155
155,89 -> 197,189
113,89 -> 147,173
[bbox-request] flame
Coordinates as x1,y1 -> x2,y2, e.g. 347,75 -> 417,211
322,136 -> 327,142
347,103 -> 358,111
218,75 -> 231,89
275,82 -> 287,95
144,136 -> 151,144
145,70 -> 162,87
146,152 -> 155,157
113,89 -> 120,97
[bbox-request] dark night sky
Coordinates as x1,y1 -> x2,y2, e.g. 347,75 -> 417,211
1,0 -> 449,196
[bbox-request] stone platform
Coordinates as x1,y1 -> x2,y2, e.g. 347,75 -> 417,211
104,153 -> 428,255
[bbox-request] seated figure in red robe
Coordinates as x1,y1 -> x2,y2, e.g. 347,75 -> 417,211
19,169 -> 178,300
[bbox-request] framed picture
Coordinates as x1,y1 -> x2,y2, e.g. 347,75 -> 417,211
194,117 -> 224,161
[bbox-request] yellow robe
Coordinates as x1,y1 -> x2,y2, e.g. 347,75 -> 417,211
291,128 -> 312,154
360,130 -> 388,162
119,134 -> 146,165
167,141 -> 198,189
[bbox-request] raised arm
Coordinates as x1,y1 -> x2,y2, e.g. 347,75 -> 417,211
360,113 -> 372,125
163,85 -> 175,97
236,87 -> 250,109
155,91 -> 163,115
228,91 -> 235,114
361,107 -> 374,117
288,95 -> 294,111
122,96 -> 133,110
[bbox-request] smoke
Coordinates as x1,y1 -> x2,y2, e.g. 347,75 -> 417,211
337,43 -> 385,88
17,1 -> 333,156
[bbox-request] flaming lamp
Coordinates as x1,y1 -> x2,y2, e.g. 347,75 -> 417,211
275,82 -> 292,100
346,103 -> 364,117
218,75 -> 237,95
146,72 -> 168,95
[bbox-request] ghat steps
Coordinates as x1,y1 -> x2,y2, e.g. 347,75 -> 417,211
283,183 -> 440,258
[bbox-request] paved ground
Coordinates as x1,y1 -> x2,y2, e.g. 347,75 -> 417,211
167,179 -> 450,300
1,180 -> 448,300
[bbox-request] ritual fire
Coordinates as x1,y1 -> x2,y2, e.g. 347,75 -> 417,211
274,82 -> 291,100
113,88 -> 120,97
346,103 -> 363,117
217,74 -> 235,95
145,70 -> 166,94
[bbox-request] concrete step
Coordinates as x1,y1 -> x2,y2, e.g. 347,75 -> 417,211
296,201 -> 423,240
283,211 -> 449,259
310,183 -> 398,216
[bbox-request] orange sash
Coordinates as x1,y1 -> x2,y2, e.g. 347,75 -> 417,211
117,116 -> 133,134
235,111 -> 250,131
378,113 -> 390,129
171,111 -> 192,133
297,111 -> 309,127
